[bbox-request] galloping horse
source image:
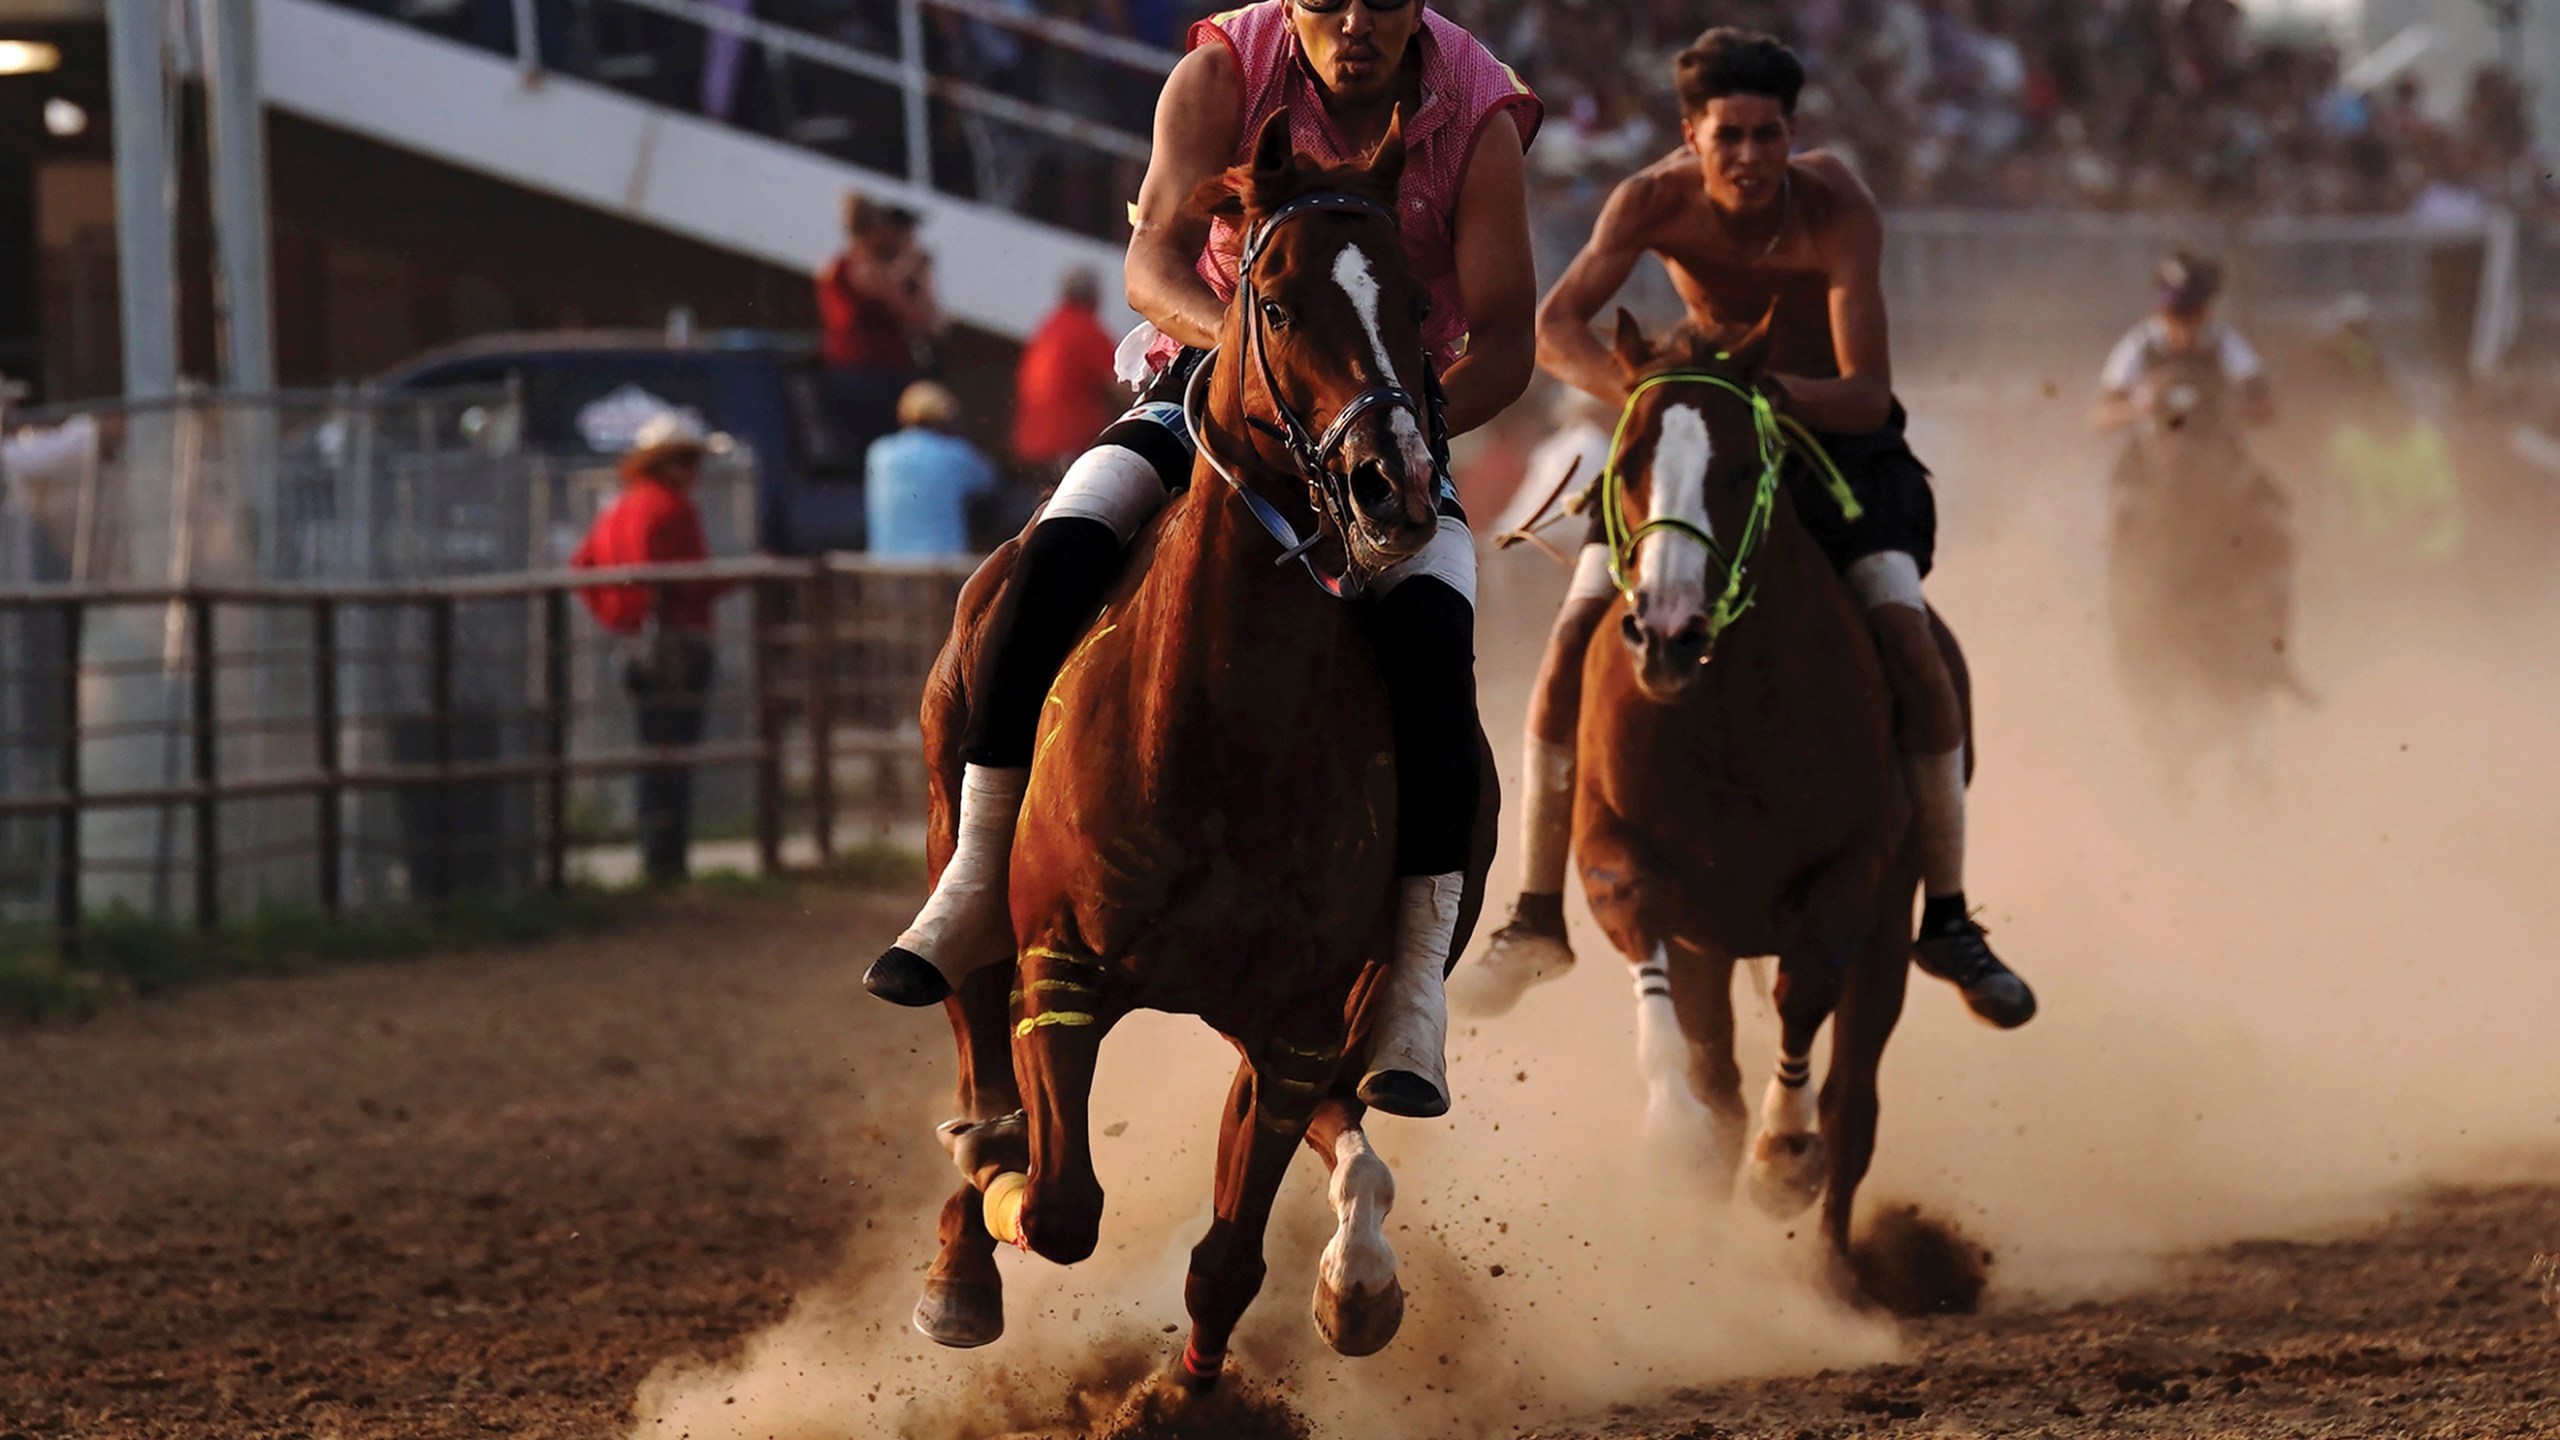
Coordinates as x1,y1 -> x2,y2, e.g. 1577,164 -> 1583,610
1574,312 -> 1970,1278
903,112 -> 1495,1390
2106,346 -> 2302,781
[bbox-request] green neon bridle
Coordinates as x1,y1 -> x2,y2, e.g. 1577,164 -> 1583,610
1598,367 -> 1865,648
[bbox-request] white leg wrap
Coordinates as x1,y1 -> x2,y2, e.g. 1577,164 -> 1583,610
1519,735 -> 1576,896
1760,1053 -> 1816,1138
1364,873 -> 1461,1096
1043,444 -> 1172,544
1910,745 -> 1967,899
1566,541 -> 1616,602
1320,1127 -> 1398,1298
1634,946 -> 1707,1140
1371,515 -> 1478,606
1846,550 -> 1927,612
893,765 -> 1028,983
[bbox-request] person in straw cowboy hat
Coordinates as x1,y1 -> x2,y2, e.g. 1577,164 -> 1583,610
571,410 -> 734,882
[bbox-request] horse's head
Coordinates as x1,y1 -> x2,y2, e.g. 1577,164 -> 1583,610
1599,306 -> 1786,699
1197,109 -> 1438,580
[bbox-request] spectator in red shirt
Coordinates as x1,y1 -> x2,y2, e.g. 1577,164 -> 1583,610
570,412 -> 731,883
817,193 -> 944,460
1011,267 -> 1124,483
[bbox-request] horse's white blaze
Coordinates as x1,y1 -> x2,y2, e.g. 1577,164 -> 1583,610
1636,404 -> 1714,631
1320,1127 -> 1397,1297
1634,945 -> 1706,1141
1387,407 -> 1435,489
1331,243 -> 1403,389
1760,1061 -> 1816,1138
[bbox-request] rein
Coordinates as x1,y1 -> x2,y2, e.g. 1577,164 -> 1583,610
1187,189 -> 1428,599
1598,368 -> 1866,646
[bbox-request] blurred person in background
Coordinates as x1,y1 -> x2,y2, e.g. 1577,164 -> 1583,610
866,380 -> 997,558
2313,295 -> 2461,568
1011,268 -> 1124,485
2091,251 -> 2274,436
818,194 -> 945,458
571,413 -> 732,884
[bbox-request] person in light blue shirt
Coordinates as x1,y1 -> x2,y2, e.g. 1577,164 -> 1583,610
865,380 -> 998,556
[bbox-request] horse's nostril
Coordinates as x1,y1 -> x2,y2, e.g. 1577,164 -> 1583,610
1350,458 -> 1398,519
1619,611 -> 1644,649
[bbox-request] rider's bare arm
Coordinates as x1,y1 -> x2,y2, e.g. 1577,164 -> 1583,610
1126,45 -> 1245,353
2089,390 -> 2144,434
1772,158 -> 1893,434
1439,120 -> 1537,437
1535,165 -> 1681,408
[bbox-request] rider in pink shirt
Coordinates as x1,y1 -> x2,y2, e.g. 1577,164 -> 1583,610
864,0 -> 1541,1121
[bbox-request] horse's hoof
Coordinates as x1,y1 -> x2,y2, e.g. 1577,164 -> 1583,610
1314,1273 -> 1406,1357
1450,918 -> 1574,1019
1356,1069 -> 1450,1119
911,1274 -> 1004,1348
1746,1131 -> 1825,1220
863,947 -> 954,1007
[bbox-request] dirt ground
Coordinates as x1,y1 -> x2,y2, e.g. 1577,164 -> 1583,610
4,888 -> 2556,1440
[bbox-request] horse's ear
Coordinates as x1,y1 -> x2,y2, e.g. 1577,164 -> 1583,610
1363,106 -> 1408,197
1724,299 -> 1780,376
1610,307 -> 1654,378
1250,108 -> 1295,183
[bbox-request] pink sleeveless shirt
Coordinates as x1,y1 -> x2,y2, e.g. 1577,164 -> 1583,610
1142,1 -> 1541,375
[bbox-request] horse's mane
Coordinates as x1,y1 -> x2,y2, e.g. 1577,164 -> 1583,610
1633,321 -> 1758,381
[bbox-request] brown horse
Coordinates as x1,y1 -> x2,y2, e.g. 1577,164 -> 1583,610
1574,312 -> 1972,1279
901,113 -> 1496,1390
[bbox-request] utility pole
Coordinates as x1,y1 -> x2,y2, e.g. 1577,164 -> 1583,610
106,0 -> 176,401
198,0 -> 274,395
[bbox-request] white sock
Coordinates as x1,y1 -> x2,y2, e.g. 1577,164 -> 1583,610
1910,746 -> 1966,899
1520,735 -> 1576,896
894,764 -> 1028,982
1368,873 -> 1461,1083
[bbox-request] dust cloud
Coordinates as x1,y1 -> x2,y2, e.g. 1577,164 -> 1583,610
632,380 -> 2560,1437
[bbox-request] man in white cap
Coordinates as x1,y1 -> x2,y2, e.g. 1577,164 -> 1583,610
571,411 -> 731,882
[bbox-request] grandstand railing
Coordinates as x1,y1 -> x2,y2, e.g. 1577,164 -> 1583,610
0,554 -> 975,950
319,0 -> 1176,239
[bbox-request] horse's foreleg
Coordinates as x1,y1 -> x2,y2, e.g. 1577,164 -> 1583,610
1302,1098 -> 1403,1357
1666,944 -> 1748,1193
914,946 -> 1021,1346
1820,888 -> 1915,1262
1002,944 -> 1120,1266
1747,949 -> 1840,1219
1179,1039 -> 1330,1391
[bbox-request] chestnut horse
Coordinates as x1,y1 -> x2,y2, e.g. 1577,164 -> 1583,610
902,114 -> 1495,1389
1575,313 -> 1972,1279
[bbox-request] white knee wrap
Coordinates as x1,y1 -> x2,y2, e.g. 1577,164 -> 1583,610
1372,515 -> 1477,606
1846,551 -> 1926,612
1044,444 -> 1172,544
1566,542 -> 1615,602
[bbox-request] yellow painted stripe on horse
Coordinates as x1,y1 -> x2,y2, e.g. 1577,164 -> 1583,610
1015,1011 -> 1099,1038
1022,945 -> 1095,967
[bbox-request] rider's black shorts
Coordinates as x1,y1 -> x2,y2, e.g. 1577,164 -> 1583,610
1581,401 -> 1937,579
1791,402 -> 1937,579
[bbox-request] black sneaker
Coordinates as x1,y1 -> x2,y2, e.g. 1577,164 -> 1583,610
1914,915 -> 2037,1029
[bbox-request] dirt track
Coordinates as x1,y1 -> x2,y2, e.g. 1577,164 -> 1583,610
4,888 -> 2556,1440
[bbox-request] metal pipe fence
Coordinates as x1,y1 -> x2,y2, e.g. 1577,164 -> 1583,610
0,553 -> 976,955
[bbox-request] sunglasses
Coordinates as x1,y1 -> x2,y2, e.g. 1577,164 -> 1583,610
1294,0 -> 1414,12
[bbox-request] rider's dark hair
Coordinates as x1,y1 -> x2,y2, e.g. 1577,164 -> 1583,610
1675,28 -> 1805,118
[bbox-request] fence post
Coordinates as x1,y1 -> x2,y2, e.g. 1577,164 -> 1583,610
191,594 -> 219,931
427,595 -> 455,903
751,578 -> 783,876
805,563 -> 836,865
543,587 -> 569,894
55,599 -> 82,961
312,597 -> 341,916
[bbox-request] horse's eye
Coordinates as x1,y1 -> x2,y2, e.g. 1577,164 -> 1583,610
1412,294 -> 1432,323
1260,300 -> 1291,331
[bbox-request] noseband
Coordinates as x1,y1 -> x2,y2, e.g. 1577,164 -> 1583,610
1187,189 -> 1429,598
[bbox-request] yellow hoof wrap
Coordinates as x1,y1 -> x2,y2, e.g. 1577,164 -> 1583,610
983,1171 -> 1031,1248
